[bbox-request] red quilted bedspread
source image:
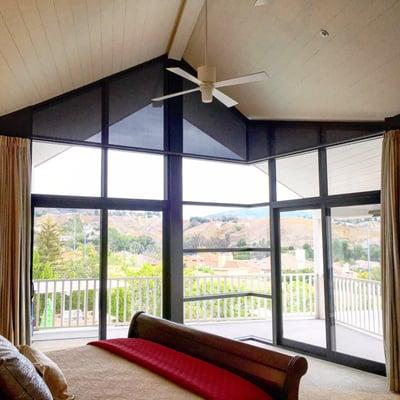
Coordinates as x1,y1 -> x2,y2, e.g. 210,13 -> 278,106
89,338 -> 272,400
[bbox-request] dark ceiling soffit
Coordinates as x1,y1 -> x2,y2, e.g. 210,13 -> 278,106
385,113 -> 400,130
0,106 -> 32,138
248,119 -> 386,131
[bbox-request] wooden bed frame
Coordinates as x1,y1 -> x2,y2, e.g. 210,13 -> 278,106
128,312 -> 308,400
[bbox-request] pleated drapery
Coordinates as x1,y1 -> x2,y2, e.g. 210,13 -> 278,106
0,135 -> 31,345
381,130 -> 400,391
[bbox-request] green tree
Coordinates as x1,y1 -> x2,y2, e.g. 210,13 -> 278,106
36,217 -> 62,270
303,243 -> 314,261
237,238 -> 247,247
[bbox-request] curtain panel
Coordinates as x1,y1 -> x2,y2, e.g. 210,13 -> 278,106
0,135 -> 31,345
381,130 -> 400,391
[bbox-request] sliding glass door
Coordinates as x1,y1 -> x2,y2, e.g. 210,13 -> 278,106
330,204 -> 384,363
279,209 -> 326,349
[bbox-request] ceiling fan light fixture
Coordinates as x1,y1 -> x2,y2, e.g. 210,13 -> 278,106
151,0 -> 269,107
200,84 -> 213,103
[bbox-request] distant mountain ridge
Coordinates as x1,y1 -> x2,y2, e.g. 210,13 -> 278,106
204,208 -> 312,220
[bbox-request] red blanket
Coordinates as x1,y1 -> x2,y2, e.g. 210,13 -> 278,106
89,338 -> 272,400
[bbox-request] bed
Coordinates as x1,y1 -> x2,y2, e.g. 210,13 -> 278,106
47,312 -> 308,400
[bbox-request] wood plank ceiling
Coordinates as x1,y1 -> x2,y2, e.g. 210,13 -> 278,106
0,0 -> 182,116
0,0 -> 399,122
184,0 -> 400,121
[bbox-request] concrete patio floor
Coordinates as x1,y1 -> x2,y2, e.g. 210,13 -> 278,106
32,319 -> 384,363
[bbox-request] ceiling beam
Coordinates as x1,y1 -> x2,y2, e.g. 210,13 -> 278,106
168,0 -> 204,61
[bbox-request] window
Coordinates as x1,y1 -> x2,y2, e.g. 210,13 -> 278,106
33,87 -> 102,143
183,158 -> 269,204
276,151 -> 319,201
330,204 -> 384,362
107,210 -> 162,338
184,251 -> 272,341
107,150 -> 164,200
32,208 -> 100,339
32,141 -> 101,197
183,205 -> 270,249
327,138 -> 382,195
280,209 -> 326,347
182,158 -> 270,341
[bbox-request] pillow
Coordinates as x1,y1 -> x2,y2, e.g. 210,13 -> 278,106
19,345 -> 75,400
0,335 -> 52,400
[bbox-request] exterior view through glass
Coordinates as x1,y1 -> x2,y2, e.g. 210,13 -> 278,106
32,208 -> 100,341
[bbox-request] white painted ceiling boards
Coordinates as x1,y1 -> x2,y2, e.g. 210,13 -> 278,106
0,0 -> 399,121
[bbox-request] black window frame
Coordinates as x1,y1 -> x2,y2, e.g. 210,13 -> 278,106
28,55 -> 385,376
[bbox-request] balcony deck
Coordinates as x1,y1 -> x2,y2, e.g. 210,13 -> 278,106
32,318 -> 384,363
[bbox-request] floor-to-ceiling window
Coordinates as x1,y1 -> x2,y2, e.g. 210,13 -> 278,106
182,158 -> 272,341
31,141 -> 165,344
28,56 -> 384,373
271,136 -> 384,372
31,60 -> 167,345
326,138 -> 384,365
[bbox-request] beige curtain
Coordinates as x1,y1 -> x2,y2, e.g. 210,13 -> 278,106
381,130 -> 400,391
0,135 -> 31,345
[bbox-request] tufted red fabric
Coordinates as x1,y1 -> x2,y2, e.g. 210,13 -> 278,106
89,338 -> 273,400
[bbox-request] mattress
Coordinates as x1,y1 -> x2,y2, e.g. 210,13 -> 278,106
47,345 -> 202,400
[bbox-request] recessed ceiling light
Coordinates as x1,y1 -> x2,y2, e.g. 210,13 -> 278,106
320,29 -> 329,38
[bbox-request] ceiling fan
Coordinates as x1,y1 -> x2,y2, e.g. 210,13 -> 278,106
152,0 -> 269,108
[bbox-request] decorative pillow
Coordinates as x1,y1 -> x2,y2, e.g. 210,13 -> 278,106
19,345 -> 75,400
0,335 -> 52,400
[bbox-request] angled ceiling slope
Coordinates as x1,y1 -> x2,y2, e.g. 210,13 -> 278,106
184,0 -> 400,121
1,0 -> 400,122
0,0 -> 183,116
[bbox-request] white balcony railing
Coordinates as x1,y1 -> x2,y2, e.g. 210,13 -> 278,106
33,274 -> 382,337
333,276 -> 382,336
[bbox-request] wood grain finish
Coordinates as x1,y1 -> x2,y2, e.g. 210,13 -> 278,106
184,0 -> 400,121
128,312 -> 308,400
0,0 -> 182,116
1,0 -> 398,121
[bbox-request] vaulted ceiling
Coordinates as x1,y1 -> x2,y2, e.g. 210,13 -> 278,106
0,0 -> 182,116
1,0 -> 400,121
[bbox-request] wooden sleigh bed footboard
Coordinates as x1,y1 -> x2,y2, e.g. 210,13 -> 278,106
128,312 -> 308,400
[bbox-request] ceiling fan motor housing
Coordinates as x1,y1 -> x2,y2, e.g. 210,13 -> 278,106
198,65 -> 216,103
197,65 -> 216,83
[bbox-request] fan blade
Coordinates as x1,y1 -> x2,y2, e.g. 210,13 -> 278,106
152,87 -> 200,102
166,67 -> 202,85
214,71 -> 269,88
213,89 -> 238,108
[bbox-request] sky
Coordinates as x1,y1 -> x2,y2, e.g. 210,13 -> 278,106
32,142 -> 297,217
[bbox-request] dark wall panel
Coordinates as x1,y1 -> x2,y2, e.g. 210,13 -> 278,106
33,86 -> 102,142
182,65 -> 247,160
247,122 -> 270,160
109,58 -> 164,149
324,124 -> 384,145
274,125 -> 320,155
247,120 -> 385,160
0,107 -> 32,138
